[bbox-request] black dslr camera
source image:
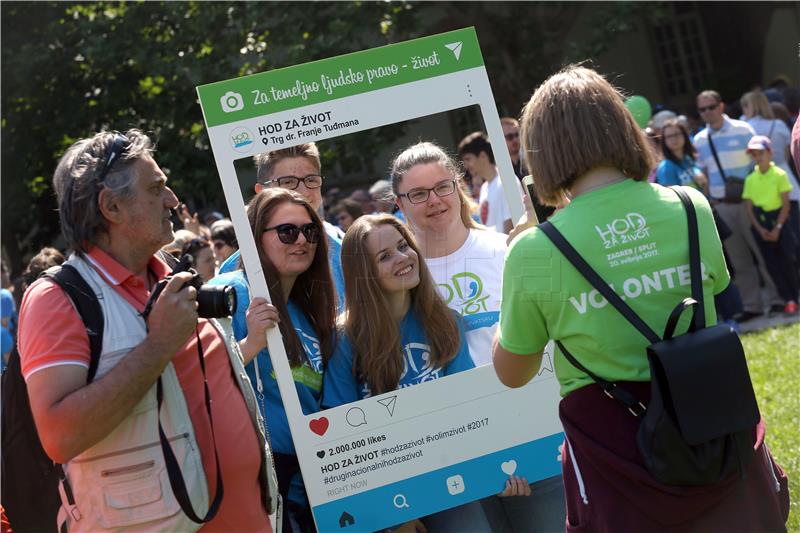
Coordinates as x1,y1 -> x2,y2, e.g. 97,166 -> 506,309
143,255 -> 236,320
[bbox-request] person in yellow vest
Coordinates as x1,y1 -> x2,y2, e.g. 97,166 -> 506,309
743,135 -> 799,314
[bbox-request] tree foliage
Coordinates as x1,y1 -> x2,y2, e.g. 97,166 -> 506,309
1,1 -> 659,275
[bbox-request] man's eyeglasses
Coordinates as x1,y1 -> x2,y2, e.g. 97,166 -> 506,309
397,179 -> 457,204
698,103 -> 719,113
98,134 -> 130,183
504,132 -> 520,141
263,223 -> 321,244
263,174 -> 323,190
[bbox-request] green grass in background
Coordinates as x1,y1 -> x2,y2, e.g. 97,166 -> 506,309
743,323 -> 799,531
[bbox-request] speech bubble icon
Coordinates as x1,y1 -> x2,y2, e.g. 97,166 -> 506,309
346,407 -> 367,427
501,460 -> 517,476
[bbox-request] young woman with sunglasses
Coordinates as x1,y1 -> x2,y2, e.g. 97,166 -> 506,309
323,214 -> 486,533
388,142 -> 565,531
209,188 -> 337,533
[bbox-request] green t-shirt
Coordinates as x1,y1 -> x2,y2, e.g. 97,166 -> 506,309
498,180 -> 730,396
742,162 -> 792,212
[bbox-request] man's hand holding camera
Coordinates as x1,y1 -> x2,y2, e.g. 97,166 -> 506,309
146,272 -> 199,360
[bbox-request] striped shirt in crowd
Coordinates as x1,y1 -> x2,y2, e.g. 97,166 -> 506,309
693,115 -> 755,200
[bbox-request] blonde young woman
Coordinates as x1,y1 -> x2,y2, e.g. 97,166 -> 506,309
322,214 -> 488,533
389,142 -> 565,531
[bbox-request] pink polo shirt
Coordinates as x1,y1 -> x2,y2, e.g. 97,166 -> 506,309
18,247 -> 270,532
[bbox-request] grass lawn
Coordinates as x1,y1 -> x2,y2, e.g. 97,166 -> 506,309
743,322 -> 799,531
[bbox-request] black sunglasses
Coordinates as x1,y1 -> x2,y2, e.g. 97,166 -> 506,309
263,223 -> 321,244
698,103 -> 719,113
98,134 -> 130,183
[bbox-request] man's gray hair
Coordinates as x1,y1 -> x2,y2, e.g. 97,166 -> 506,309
52,129 -> 154,254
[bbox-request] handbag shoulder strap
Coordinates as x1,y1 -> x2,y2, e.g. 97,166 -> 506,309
707,128 -> 729,182
768,120 -> 776,139
538,222 -> 661,344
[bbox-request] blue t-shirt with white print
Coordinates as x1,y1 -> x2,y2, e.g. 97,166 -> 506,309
217,220 -> 345,309
322,309 -> 475,407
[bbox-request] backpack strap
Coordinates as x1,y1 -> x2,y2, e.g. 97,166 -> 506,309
538,223 -> 661,344
42,264 -> 104,382
670,186 -> 705,331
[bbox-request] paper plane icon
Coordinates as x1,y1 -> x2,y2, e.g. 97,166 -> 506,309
377,395 -> 398,416
537,353 -> 554,376
445,42 -> 463,61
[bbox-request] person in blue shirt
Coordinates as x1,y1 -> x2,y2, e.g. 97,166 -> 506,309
218,143 -> 345,311
323,214 -> 490,533
656,119 -> 709,193
210,188 -> 337,533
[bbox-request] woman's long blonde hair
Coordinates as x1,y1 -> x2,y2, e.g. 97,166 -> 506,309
741,89 -> 775,119
340,214 -> 460,394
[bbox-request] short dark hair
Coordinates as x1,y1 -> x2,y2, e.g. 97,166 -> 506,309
458,131 -> 495,164
210,219 -> 237,248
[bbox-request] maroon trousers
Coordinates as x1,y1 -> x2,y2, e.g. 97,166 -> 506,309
560,382 -> 790,532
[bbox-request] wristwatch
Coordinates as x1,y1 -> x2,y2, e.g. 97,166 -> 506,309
776,223 -> 783,229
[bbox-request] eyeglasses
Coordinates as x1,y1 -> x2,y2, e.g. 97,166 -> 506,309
504,132 -> 520,141
98,134 -> 130,183
664,133 -> 683,140
397,179 -> 457,204
263,223 -> 321,244
698,103 -> 719,113
263,174 -> 323,190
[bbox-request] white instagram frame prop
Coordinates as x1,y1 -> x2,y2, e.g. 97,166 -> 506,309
198,28 -> 562,532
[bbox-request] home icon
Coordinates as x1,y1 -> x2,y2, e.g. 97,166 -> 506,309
339,511 -> 355,528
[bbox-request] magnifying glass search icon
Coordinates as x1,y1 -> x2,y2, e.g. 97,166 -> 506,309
393,494 -> 410,509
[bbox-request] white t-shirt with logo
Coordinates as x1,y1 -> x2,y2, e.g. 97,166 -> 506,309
426,229 -> 507,366
479,173 -> 521,232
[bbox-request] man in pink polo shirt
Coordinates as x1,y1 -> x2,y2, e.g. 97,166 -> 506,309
18,129 -> 275,532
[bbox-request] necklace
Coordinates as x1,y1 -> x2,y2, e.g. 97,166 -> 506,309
569,175 -> 627,198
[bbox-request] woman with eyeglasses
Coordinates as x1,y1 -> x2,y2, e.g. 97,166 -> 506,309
388,142 -> 566,531
322,213 -> 484,533
209,188 -> 337,533
656,119 -> 709,194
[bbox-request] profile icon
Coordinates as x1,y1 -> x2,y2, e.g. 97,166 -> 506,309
220,91 -> 244,113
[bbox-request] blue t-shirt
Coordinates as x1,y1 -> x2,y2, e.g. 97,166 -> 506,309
1,288 -> 16,370
217,221 -> 345,310
322,309 -> 475,407
208,271 -> 324,454
655,156 -> 703,189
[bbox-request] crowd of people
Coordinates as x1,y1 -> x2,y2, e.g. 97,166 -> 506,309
1,65 -> 796,533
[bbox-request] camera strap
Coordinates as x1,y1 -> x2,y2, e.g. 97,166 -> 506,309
156,326 -> 224,523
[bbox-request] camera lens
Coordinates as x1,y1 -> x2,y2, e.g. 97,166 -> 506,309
196,284 -> 237,318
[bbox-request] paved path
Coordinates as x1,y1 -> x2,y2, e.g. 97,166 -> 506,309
739,311 -> 800,335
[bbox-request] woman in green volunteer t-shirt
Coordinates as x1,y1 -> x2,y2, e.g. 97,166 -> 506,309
492,66 -> 788,531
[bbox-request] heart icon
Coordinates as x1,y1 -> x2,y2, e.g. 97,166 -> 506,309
317,450 -> 326,459
309,417 -> 329,436
501,460 -> 517,476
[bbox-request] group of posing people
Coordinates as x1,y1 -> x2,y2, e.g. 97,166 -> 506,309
12,63 -> 791,533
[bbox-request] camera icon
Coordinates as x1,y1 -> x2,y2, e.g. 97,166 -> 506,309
220,91 -> 244,113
